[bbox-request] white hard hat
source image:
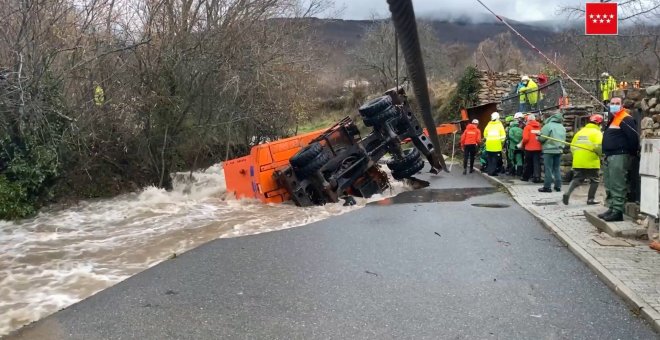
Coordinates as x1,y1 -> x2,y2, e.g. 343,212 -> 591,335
601,72 -> 609,77
471,119 -> 479,124
521,75 -> 530,81
514,112 -> 524,119
491,112 -> 500,121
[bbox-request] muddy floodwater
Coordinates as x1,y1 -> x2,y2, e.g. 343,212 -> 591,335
0,164 -> 411,336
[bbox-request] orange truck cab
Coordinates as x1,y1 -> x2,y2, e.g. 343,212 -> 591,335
223,129 -> 325,203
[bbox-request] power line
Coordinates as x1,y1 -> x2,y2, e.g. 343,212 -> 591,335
474,0 -> 608,110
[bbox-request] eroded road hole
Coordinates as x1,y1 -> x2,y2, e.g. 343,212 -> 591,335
471,203 -> 510,208
370,187 -> 497,205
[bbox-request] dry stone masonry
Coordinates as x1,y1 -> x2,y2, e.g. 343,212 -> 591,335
638,85 -> 660,139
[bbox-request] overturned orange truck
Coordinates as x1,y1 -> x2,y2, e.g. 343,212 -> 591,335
224,88 -> 466,207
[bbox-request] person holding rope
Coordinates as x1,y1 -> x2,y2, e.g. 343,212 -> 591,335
562,114 -> 604,205
598,97 -> 639,222
520,114 -> 542,183
538,112 -> 567,193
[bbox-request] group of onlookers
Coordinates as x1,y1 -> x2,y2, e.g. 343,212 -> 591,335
460,92 -> 639,222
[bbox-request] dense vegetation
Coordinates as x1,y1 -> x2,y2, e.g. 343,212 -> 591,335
0,0 -> 331,219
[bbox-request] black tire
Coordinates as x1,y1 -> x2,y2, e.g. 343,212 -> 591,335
358,96 -> 393,117
387,148 -> 421,172
391,159 -> 425,180
296,151 -> 331,178
290,142 -> 322,168
362,107 -> 399,127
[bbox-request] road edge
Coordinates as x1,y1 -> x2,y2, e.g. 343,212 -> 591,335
478,171 -> 660,333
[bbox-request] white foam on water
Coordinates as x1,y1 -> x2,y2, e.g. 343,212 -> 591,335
0,163 -> 413,336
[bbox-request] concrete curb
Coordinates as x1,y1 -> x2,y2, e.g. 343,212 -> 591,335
584,210 -> 647,239
478,171 -> 660,333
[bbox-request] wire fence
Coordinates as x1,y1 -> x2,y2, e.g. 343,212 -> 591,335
499,79 -> 567,115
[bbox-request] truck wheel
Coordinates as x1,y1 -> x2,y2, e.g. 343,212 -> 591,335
362,107 -> 399,127
387,148 -> 421,172
358,95 -> 392,117
296,151 -> 331,178
290,142 -> 322,168
391,159 -> 425,180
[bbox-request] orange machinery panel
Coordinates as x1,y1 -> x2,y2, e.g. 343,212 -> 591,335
223,129 -> 326,203
402,123 -> 460,143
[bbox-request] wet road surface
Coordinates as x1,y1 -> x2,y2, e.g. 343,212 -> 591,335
6,166 -> 657,339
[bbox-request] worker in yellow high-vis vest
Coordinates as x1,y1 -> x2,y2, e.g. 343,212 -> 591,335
599,72 -> 617,105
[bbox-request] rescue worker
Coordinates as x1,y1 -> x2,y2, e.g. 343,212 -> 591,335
506,120 -> 524,176
519,75 -> 539,112
94,83 -> 105,107
538,112 -> 567,193
515,81 -> 526,112
504,115 -> 514,173
600,72 -> 617,105
461,119 -> 482,175
520,114 -> 542,183
562,114 -> 604,205
514,112 -> 526,129
598,97 -> 639,222
483,112 -> 506,176
479,143 -> 488,171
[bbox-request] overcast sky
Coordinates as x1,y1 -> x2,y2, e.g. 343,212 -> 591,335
333,0 -> 583,22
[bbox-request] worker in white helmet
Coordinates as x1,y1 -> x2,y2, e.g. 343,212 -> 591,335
483,112 -> 506,176
460,119 -> 482,174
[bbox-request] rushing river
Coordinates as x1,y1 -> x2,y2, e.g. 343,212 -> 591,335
0,164 -> 410,336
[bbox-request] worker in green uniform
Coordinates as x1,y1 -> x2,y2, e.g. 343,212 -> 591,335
506,120 -> 524,176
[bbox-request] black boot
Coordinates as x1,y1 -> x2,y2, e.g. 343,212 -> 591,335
562,194 -> 569,205
597,209 -> 613,218
587,199 -> 600,205
602,211 -> 623,222
463,169 -> 467,175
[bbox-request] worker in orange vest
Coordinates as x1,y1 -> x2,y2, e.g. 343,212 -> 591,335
598,97 -> 639,222
460,119 -> 482,175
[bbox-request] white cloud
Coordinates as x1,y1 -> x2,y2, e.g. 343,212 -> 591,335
334,0 -> 584,22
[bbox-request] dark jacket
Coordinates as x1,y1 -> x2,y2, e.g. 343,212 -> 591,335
603,109 -> 639,156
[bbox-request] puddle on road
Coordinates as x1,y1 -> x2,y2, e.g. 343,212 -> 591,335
369,187 -> 497,205
471,203 -> 510,208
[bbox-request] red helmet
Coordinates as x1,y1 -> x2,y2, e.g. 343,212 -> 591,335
589,114 -> 604,124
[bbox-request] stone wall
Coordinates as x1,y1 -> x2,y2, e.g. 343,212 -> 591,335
475,69 -> 522,105
474,70 -> 599,109
637,85 -> 660,139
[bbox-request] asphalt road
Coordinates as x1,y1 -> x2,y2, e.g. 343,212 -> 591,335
6,167 -> 657,339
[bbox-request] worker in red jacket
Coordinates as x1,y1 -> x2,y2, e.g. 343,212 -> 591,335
460,119 -> 482,175
520,114 -> 543,183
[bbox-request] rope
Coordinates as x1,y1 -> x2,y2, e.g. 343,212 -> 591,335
474,0 -> 608,111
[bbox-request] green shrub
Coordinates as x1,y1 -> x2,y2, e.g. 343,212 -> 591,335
0,175 -> 34,219
0,139 -> 59,220
438,66 -> 481,121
